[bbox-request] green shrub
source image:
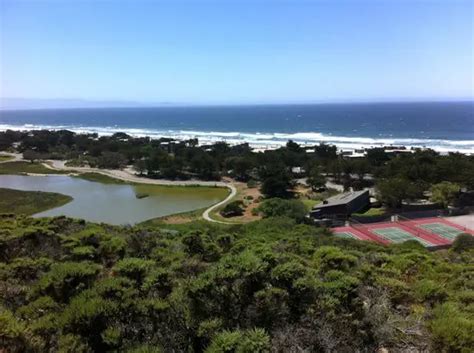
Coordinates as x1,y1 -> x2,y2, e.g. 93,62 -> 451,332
313,246 -> 358,272
255,198 -> 307,222
35,262 -> 101,302
205,328 -> 270,353
413,279 -> 447,303
220,201 -> 245,218
0,307 -> 42,352
113,258 -> 155,283
452,233 -> 474,253
430,302 -> 474,352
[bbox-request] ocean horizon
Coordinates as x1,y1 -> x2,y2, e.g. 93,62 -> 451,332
1,101 -> 473,154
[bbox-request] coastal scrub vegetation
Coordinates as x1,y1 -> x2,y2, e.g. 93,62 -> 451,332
1,214 -> 473,352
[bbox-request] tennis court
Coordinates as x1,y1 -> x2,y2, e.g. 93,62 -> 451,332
332,216 -> 473,247
371,227 -> 431,246
334,231 -> 358,239
418,222 -> 464,240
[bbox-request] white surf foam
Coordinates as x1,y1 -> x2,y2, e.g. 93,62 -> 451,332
0,123 -> 473,154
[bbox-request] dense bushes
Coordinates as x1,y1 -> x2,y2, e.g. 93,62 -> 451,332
220,201 -> 244,218
255,198 -> 307,222
0,215 -> 473,352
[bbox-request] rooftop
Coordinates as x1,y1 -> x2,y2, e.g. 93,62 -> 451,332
312,189 -> 369,209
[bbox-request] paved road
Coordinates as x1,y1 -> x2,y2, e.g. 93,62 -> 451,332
202,184 -> 237,224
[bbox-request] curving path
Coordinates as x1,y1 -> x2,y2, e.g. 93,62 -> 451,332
202,183 -> 237,224
41,159 -> 237,224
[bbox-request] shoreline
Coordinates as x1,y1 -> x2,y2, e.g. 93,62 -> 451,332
1,124 -> 473,154
42,159 -> 237,224
0,153 -> 237,224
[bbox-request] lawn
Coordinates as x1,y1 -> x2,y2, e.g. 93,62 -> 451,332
0,187 -> 73,215
0,161 -> 68,175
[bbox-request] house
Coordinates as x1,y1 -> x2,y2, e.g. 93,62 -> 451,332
310,189 -> 370,219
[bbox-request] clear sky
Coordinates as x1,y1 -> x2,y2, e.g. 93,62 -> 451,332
0,0 -> 473,105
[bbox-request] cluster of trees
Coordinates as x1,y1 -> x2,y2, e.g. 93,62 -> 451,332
1,214 -> 473,352
1,129 -> 474,205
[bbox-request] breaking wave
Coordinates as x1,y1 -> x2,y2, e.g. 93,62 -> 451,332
1,123 -> 473,154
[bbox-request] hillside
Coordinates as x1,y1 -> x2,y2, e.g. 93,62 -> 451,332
1,215 -> 473,352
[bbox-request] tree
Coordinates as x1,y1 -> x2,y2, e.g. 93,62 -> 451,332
261,175 -> 292,199
376,178 -> 423,209
220,201 -> 245,218
97,152 -> 127,169
430,182 -> 460,208
307,167 -> 326,191
259,163 -> 293,199
226,157 -> 254,181
23,149 -> 41,163
313,143 -> 337,161
352,159 -> 371,180
366,148 -> 389,167
255,198 -> 307,222
134,159 -> 147,175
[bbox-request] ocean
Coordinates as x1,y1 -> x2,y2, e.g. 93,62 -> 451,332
0,101 -> 473,153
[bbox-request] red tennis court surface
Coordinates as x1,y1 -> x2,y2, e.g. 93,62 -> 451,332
333,216 -> 474,247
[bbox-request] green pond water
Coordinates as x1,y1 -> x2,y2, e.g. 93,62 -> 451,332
0,175 -> 227,225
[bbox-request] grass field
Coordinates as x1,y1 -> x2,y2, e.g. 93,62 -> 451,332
0,187 -> 73,215
0,161 -> 69,175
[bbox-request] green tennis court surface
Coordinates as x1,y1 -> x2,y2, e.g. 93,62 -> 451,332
334,231 -> 357,239
371,227 -> 430,246
418,223 -> 464,240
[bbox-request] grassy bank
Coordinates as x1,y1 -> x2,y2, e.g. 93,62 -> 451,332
0,161 -> 69,175
353,207 -> 387,217
75,172 -> 126,184
140,207 -> 208,226
0,187 -> 73,215
0,155 -> 14,162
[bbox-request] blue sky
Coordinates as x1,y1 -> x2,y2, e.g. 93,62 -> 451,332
0,0 -> 473,105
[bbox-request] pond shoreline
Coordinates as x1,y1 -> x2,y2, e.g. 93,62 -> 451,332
0,155 -> 237,223
42,159 -> 238,224
0,174 -> 229,225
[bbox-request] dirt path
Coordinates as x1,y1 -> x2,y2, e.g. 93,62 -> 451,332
41,159 -> 237,224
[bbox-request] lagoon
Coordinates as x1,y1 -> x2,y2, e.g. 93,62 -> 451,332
0,175 -> 227,224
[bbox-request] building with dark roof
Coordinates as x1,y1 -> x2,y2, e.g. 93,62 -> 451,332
310,189 -> 370,219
